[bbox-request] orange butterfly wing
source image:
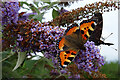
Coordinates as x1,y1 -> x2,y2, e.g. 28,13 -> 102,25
56,24 -> 78,51
58,50 -> 77,68
80,20 -> 96,40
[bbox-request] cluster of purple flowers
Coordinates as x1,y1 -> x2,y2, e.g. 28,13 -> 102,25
68,74 -> 80,79
1,1 -> 20,26
74,41 -> 105,74
13,20 -> 65,59
1,1 -> 106,79
49,41 -> 104,79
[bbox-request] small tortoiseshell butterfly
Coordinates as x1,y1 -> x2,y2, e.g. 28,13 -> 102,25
56,13 -> 102,68
56,13 -> 113,68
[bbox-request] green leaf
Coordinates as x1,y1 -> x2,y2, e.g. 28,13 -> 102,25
28,14 -> 36,19
44,58 -> 54,68
52,9 -> 59,19
2,50 -> 24,78
22,60 -> 37,70
29,4 -> 40,14
1,49 -> 11,58
20,2 -> 31,10
41,5 -> 49,10
21,7 -> 30,10
32,13 -> 44,22
12,52 -> 26,71
49,2 -> 59,8
54,6 -> 59,10
33,2 -> 39,7
20,2 -> 30,7
29,57 -> 50,78
40,0 -> 51,4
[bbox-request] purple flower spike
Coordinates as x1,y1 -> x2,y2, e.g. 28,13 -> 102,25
60,70 -> 67,74
74,41 -> 104,74
50,69 -> 60,76
2,1 -> 20,26
68,74 -> 80,79
74,74 -> 80,79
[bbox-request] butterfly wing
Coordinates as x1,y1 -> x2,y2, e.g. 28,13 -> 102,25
89,13 -> 103,45
56,24 -> 79,68
56,23 -> 79,51
79,20 -> 96,41
63,20 -> 97,51
58,50 -> 77,68
89,13 -> 113,46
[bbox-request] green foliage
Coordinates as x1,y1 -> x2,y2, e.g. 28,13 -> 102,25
20,2 -> 40,13
12,52 -> 27,71
33,2 -> 39,7
49,2 -> 59,8
20,2 -> 30,10
40,0 -> 50,4
19,1 -> 61,22
101,61 -> 119,78
2,50 -> 54,78
52,9 -> 59,19
32,13 -> 44,22
24,57 -> 51,78
2,50 -> 22,78
2,49 -> 119,79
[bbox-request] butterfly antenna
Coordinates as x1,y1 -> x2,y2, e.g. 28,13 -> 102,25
111,47 -> 117,51
101,33 -> 114,46
102,33 -> 117,51
102,33 -> 113,41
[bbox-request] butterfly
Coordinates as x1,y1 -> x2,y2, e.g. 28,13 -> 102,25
56,12 -> 114,68
56,13 -> 104,68
89,13 -> 114,46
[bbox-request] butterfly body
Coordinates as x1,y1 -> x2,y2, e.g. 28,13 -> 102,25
94,40 -> 114,46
